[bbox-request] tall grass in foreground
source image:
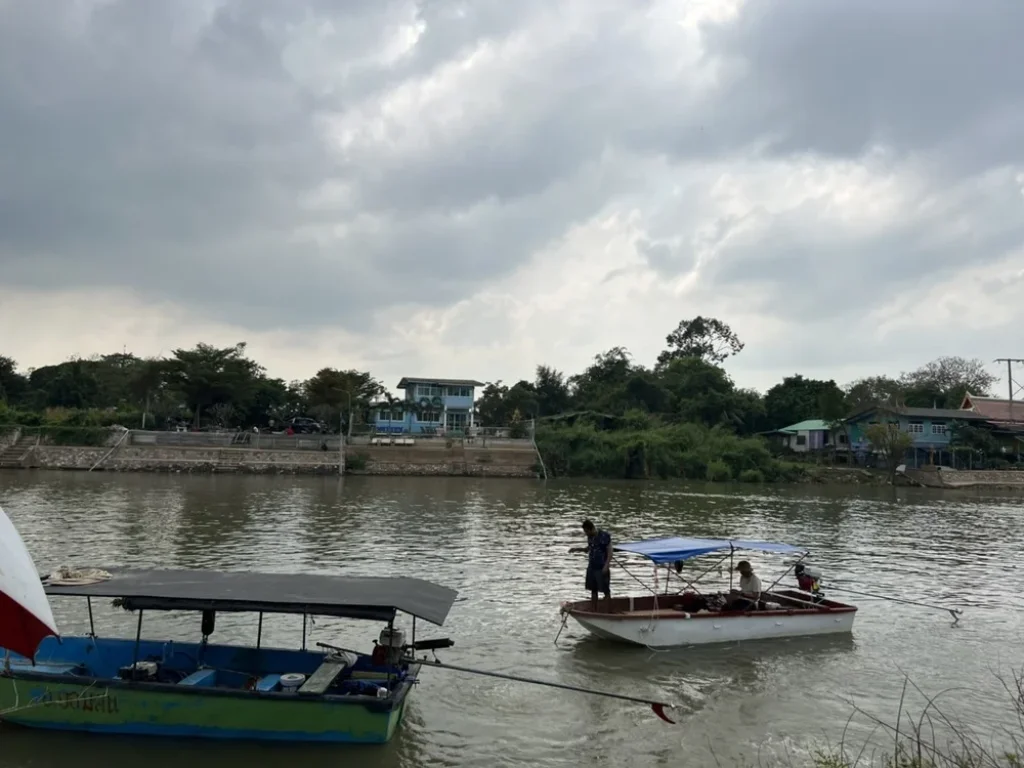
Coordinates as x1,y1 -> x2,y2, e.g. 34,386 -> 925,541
740,672 -> 1024,768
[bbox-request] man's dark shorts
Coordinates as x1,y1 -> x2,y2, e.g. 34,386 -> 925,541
586,565 -> 610,595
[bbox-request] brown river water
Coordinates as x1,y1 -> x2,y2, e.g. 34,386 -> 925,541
1,471 -> 1022,767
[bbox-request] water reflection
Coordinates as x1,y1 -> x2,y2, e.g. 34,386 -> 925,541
1,471 -> 1024,767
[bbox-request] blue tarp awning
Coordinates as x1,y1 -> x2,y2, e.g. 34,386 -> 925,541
613,537 -> 805,565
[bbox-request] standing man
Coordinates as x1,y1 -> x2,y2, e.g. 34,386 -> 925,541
569,520 -> 612,613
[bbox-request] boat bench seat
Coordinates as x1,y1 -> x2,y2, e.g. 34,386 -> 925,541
255,674 -> 281,692
179,669 -> 218,687
298,659 -> 348,695
12,662 -> 81,676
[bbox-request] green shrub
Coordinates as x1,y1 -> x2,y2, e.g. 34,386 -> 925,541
739,468 -> 765,483
705,459 -> 732,482
345,452 -> 369,471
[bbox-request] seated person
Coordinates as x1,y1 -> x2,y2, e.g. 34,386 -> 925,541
720,560 -> 762,611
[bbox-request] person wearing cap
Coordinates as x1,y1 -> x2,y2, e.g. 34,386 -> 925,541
721,560 -> 762,612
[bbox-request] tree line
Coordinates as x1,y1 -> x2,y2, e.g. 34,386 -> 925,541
0,319 -> 998,438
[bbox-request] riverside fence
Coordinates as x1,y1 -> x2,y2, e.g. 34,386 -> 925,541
0,424 -> 536,452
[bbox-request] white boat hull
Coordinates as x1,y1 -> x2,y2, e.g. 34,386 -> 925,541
562,591 -> 857,648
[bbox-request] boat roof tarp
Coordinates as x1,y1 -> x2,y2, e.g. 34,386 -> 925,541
614,537 -> 805,565
43,568 -> 458,626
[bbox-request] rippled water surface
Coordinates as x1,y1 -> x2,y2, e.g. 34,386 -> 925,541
1,471 -> 1023,768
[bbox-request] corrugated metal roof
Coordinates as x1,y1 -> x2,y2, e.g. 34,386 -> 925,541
962,395 -> 1024,423
780,419 -> 832,432
847,405 -> 989,421
396,377 -> 485,388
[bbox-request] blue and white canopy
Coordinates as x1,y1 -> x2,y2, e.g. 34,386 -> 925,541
614,537 -> 805,565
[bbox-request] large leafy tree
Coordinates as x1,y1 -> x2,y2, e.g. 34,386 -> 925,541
900,356 -> 995,407
568,347 -> 638,414
166,343 -> 263,427
533,365 -> 571,417
845,376 -> 904,409
763,375 -> 846,430
0,356 -> 28,405
303,368 -> 384,430
656,316 -> 744,368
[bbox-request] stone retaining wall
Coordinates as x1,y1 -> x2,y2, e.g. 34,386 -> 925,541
904,467 -> 1024,489
23,443 -> 539,478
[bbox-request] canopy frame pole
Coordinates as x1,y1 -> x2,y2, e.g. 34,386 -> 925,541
729,544 -> 735,591
87,597 -> 96,637
131,610 -> 144,670
669,553 -> 731,596
763,553 -> 809,596
612,557 -> 661,597
301,614 -> 307,651
256,612 -> 263,651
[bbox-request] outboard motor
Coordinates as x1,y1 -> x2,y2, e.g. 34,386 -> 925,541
372,626 -> 406,667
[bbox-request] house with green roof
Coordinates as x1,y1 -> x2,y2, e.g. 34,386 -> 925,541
764,419 -> 843,453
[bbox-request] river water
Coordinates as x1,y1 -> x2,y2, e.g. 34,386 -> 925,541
1,471 -> 1022,768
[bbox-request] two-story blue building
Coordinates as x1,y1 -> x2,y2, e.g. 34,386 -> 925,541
371,377 -> 484,435
845,405 -> 990,467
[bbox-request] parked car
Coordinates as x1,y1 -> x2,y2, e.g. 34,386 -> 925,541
287,417 -> 327,434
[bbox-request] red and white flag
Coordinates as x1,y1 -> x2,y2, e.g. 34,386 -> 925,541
0,505 -> 58,660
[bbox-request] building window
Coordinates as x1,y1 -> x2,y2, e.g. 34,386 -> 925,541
446,386 -> 471,397
795,435 -> 807,446
907,422 -> 924,433
931,422 -> 947,435
378,410 -> 404,421
417,410 -> 439,423
415,385 -> 443,398
838,434 -> 848,444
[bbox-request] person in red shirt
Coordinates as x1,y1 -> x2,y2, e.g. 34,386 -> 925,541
795,564 -> 823,602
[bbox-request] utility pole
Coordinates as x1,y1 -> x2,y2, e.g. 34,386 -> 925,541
994,358 -> 1024,423
338,389 -> 353,477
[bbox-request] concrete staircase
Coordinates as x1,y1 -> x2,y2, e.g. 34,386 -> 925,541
0,436 -> 35,468
214,450 -> 244,473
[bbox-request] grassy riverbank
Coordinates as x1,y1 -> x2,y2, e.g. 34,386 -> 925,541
534,421 -> 807,482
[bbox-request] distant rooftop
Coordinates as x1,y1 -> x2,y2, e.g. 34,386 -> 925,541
779,419 -> 831,433
848,404 -> 989,421
961,393 -> 1024,423
396,377 -> 485,389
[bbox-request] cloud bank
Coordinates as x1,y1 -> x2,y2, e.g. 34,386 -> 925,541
1,0 -> 1021,392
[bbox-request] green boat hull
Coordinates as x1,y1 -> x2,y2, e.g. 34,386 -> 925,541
0,674 -> 411,743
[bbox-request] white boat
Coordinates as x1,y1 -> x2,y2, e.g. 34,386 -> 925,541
560,536 -> 857,648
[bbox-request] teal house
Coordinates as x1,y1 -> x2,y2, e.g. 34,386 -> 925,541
845,405 -> 989,466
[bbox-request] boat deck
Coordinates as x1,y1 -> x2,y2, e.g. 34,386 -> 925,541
564,590 -> 857,619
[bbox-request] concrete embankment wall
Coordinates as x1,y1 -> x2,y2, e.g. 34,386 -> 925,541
18,443 -> 539,478
903,468 -> 1024,489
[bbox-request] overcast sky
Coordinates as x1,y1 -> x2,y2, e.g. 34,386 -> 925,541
1,0 -> 1021,395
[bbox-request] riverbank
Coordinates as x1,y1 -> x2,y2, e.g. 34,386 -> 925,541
1,442 -> 540,478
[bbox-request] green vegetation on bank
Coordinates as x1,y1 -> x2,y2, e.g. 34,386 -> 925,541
0,317 -> 1007,480
534,414 -> 805,481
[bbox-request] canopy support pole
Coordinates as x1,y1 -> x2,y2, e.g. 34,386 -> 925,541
87,597 -> 96,637
256,612 -> 263,650
301,614 -> 307,651
670,553 -> 730,596
729,545 -> 735,591
132,610 -> 144,670
763,553 -> 809,595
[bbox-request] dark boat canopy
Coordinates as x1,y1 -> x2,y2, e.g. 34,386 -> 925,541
43,568 -> 459,626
